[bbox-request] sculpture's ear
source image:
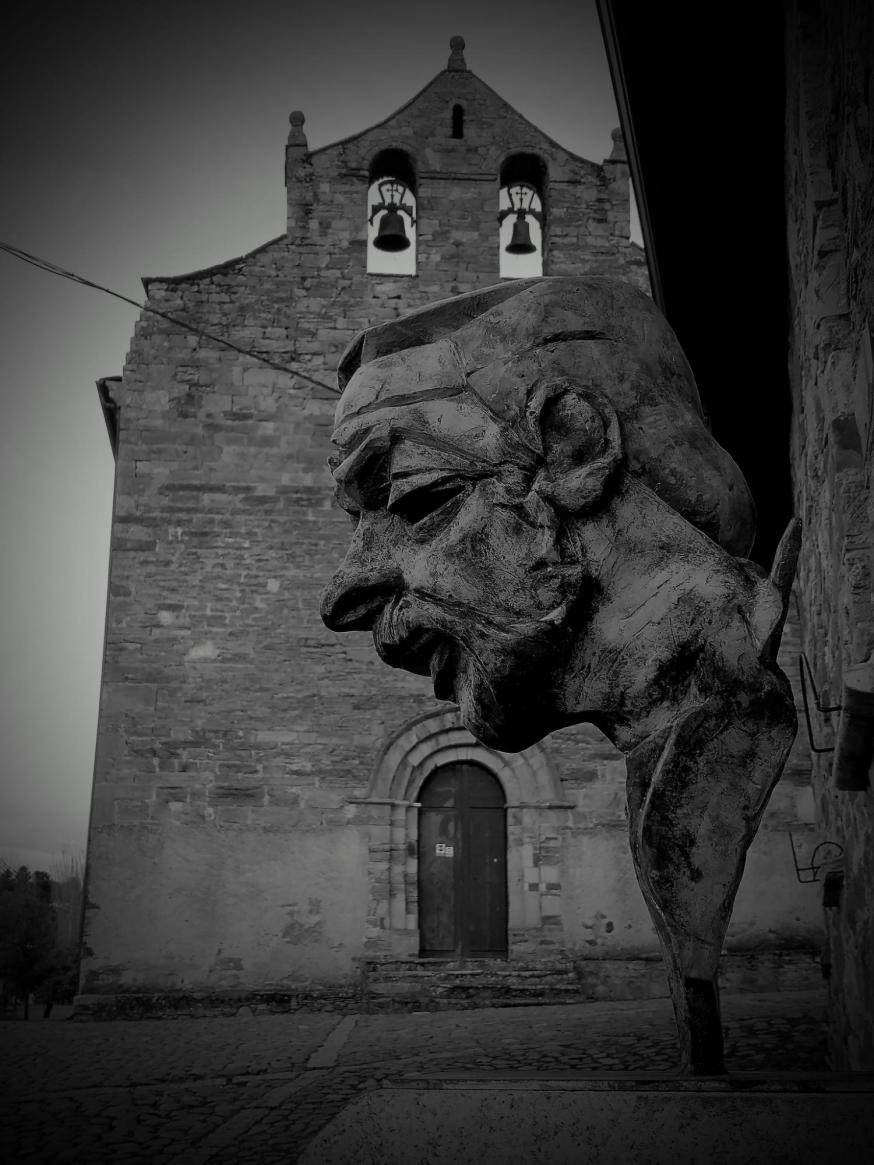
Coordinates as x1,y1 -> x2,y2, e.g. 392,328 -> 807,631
528,379 -> 623,513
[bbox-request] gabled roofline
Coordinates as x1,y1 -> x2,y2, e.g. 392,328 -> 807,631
307,70 -> 454,158
141,233 -> 286,291
138,65 -> 606,291
309,68 -> 603,174
97,377 -> 121,459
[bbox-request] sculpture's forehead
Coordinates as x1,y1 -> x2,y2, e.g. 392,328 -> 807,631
331,397 -> 511,487
330,316 -> 641,476
334,337 -> 468,429
332,335 -> 516,469
333,282 -> 668,440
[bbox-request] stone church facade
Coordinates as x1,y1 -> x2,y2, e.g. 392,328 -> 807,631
80,39 -> 821,1014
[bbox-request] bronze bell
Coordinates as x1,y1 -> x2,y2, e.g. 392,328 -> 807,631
506,214 -> 536,255
374,208 -> 411,252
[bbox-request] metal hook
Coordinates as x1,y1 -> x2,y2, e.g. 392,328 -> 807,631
798,653 -> 841,753
788,832 -> 844,883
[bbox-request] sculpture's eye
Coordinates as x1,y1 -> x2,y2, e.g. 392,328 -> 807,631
388,477 -> 470,529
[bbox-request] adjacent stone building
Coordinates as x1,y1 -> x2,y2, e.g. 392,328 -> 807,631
79,38 -> 821,1015
597,0 -> 873,1070
785,0 -> 874,1071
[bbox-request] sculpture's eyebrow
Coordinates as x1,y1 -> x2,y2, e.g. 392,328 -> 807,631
388,440 -> 494,478
330,433 -> 392,511
333,453 -> 381,502
340,383 -> 465,421
331,430 -> 498,514
537,329 -> 612,346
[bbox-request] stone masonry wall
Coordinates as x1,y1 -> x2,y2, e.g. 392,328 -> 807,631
785,0 -> 874,1069
82,49 -> 650,1001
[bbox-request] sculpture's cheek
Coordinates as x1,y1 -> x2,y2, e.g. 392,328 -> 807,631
399,488 -> 556,619
416,541 -> 537,616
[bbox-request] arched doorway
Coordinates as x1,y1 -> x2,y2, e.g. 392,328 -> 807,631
418,763 -> 507,957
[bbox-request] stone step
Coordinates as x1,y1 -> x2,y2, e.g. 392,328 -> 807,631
357,948 -> 824,1011
367,986 -> 582,998
363,959 -> 577,975
360,957 -> 587,1009
365,966 -> 579,980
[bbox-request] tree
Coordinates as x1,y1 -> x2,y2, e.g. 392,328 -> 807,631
0,865 -> 59,1018
49,849 -> 84,953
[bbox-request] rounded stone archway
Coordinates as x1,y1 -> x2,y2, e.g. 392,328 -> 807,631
367,707 -> 566,807
351,708 -> 574,957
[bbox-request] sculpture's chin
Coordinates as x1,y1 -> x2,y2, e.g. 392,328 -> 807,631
431,639 -> 560,752
463,709 -> 550,754
455,678 -> 553,754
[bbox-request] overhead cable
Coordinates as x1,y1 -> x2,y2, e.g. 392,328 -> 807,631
0,239 -> 336,392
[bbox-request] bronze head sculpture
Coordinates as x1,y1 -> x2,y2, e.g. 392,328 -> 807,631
321,277 -> 799,1074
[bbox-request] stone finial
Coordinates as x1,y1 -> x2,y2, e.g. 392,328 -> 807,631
288,110 -> 307,148
609,126 -> 627,162
448,35 -> 467,71
286,111 -> 309,190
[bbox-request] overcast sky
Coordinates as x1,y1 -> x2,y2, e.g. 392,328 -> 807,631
0,0 -> 639,872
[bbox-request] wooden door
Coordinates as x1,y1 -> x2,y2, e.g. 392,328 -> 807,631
418,763 -> 507,957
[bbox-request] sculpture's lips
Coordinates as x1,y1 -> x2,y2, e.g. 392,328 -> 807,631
377,627 -> 456,700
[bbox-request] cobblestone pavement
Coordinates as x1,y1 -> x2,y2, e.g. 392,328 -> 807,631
1,989 -> 829,1164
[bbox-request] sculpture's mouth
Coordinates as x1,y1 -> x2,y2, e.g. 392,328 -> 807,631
376,625 -> 457,701
430,639 -> 456,701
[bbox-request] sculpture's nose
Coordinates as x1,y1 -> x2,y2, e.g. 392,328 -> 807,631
321,526 -> 402,632
321,570 -> 398,632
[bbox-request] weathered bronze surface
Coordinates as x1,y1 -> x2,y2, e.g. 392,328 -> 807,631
321,277 -> 800,1074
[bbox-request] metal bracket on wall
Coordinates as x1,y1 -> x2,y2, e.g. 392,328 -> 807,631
798,653 -> 841,753
788,832 -> 844,884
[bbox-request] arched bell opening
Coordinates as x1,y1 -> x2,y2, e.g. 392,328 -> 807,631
417,762 -> 508,958
367,148 -> 417,276
499,152 -> 547,278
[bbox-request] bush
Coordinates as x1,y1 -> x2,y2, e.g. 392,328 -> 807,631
0,866 -> 64,1018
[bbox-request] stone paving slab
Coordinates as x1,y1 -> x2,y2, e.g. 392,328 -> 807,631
0,989 -> 829,1164
301,1079 -> 874,1165
339,990 -> 827,1075
1,1013 -> 338,1097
